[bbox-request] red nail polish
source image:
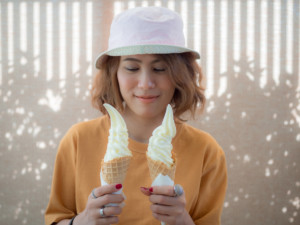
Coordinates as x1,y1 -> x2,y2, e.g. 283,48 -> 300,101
141,187 -> 149,191
116,184 -> 122,189
149,187 -> 153,192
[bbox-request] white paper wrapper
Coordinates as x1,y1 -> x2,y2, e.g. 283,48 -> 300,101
151,173 -> 174,186
100,171 -> 125,208
151,173 -> 174,225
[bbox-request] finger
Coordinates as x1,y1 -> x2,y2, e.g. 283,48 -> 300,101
150,193 -> 186,208
140,187 -> 151,196
152,212 -> 171,225
96,194 -> 125,207
101,206 -> 122,217
89,193 -> 124,210
150,186 -> 174,196
149,194 -> 177,206
151,204 -> 176,216
97,216 -> 119,224
90,184 -> 123,199
151,203 -> 186,218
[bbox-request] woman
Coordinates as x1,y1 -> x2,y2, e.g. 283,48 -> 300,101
45,6 -> 227,225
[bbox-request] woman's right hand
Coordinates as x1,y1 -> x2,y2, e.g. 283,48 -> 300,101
74,184 -> 124,225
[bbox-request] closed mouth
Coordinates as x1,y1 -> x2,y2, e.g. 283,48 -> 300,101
136,95 -> 158,99
135,95 -> 159,103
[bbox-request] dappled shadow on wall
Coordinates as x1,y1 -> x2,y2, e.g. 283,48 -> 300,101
195,57 -> 300,224
0,0 -> 299,225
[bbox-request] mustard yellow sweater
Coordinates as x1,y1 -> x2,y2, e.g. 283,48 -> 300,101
45,115 -> 227,225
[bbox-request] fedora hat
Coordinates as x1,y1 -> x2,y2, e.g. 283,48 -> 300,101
95,6 -> 200,69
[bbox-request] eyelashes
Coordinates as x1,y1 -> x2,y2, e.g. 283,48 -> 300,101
125,67 -> 166,72
153,68 -> 166,72
125,67 -> 139,72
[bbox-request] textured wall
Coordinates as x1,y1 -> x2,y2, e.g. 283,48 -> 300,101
1,0 -> 299,224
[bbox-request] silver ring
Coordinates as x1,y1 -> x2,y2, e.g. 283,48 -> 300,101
174,184 -> 184,197
91,189 -> 97,199
99,207 -> 106,217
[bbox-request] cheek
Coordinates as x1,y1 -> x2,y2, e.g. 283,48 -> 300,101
117,73 -> 134,93
161,78 -> 176,99
160,77 -> 175,92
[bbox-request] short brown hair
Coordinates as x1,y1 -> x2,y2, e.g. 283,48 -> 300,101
91,53 -> 206,120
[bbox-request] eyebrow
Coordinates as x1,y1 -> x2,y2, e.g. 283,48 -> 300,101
122,58 -> 162,64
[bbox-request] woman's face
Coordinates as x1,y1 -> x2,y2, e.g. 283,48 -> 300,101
117,54 -> 175,120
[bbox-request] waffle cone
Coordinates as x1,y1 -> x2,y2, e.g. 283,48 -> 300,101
101,156 -> 131,184
146,153 -> 176,181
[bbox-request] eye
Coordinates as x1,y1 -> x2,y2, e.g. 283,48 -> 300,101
125,67 -> 139,72
153,68 -> 166,72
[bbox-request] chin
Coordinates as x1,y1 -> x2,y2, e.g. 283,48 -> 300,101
136,106 -> 166,119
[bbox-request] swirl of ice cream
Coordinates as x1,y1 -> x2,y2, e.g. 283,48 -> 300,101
147,104 -> 176,168
103,104 -> 132,162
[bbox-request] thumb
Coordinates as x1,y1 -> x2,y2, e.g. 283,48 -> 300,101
140,187 -> 151,196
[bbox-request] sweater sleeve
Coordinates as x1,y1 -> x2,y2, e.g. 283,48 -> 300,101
193,145 -> 228,225
44,127 -> 78,225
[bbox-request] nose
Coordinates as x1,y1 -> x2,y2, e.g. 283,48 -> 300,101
138,70 -> 155,89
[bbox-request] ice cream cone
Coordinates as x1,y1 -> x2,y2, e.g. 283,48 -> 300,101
101,156 -> 132,184
146,153 -> 176,181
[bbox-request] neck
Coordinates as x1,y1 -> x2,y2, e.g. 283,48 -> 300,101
122,111 -> 164,144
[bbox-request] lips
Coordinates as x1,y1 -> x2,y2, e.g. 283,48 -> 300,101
135,95 -> 159,103
137,95 -> 158,99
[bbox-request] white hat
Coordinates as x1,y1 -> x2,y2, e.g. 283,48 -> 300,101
95,6 -> 200,69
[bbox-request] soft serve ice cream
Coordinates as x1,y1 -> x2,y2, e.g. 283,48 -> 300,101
147,104 -> 176,168
147,104 -> 176,184
101,104 -> 132,185
103,104 -> 132,163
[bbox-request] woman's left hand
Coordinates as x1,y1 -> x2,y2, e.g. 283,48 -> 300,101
140,185 -> 194,225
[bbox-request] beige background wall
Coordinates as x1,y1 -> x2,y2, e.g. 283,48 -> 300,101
1,0 -> 299,224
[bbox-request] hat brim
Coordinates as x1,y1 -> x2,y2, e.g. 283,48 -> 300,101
95,44 -> 200,69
